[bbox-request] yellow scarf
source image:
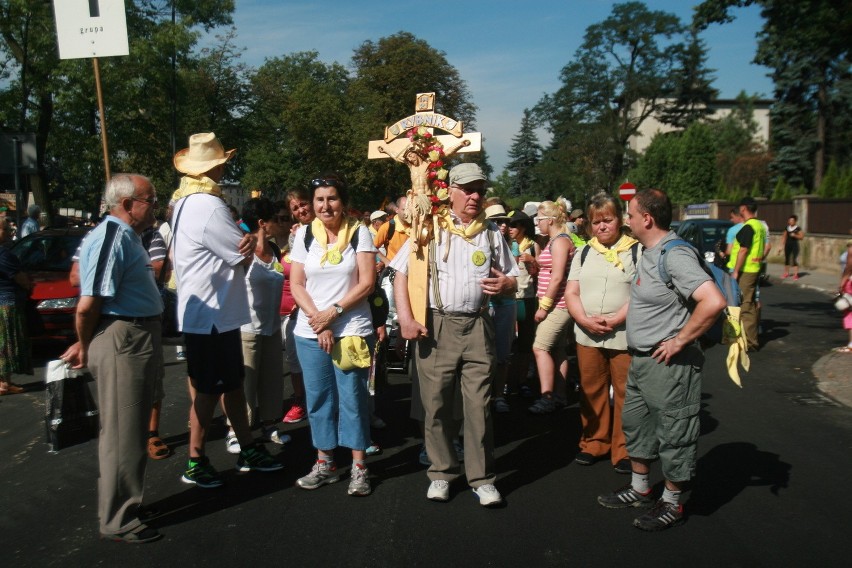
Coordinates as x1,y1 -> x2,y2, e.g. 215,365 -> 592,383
517,236 -> 534,255
171,175 -> 223,201
311,216 -> 360,266
393,214 -> 410,235
435,209 -> 488,261
587,234 -> 638,272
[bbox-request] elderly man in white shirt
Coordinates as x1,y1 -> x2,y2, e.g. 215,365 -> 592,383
391,163 -> 518,507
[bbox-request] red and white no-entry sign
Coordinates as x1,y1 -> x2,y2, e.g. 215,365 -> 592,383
618,182 -> 636,201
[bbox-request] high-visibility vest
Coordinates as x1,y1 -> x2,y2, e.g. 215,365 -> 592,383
729,218 -> 765,274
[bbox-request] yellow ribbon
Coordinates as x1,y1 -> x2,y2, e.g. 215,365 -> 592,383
171,175 -> 223,201
722,306 -> 749,387
393,214 -> 411,236
586,235 -> 638,272
311,217 -> 360,267
518,236 -> 534,255
434,209 -> 488,261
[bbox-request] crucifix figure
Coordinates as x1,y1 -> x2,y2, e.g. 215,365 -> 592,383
368,93 -> 482,325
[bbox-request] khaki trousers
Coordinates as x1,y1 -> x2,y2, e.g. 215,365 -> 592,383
415,311 -> 496,487
88,319 -> 161,535
738,271 -> 760,350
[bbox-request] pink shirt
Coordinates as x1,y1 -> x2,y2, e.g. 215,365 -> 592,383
536,235 -> 574,310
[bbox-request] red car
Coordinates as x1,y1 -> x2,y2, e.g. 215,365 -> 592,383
10,227 -> 91,344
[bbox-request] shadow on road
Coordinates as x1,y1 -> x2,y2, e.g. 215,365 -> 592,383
688,441 -> 791,516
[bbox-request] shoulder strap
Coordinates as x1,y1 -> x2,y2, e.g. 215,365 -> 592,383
159,196 -> 190,286
580,244 -> 590,266
630,241 -> 639,267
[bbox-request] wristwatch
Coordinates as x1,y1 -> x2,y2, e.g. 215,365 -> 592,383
333,303 -> 344,316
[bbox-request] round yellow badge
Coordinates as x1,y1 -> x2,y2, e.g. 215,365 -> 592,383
273,261 -> 284,273
604,250 -> 617,263
327,249 -> 342,265
472,250 -> 487,266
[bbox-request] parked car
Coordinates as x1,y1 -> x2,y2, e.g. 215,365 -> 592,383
10,227 -> 91,344
675,219 -> 733,267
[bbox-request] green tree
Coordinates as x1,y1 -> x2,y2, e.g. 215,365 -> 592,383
695,0 -> 852,190
347,32 -> 481,203
505,109 -> 542,198
658,28 -> 719,128
0,0 -> 235,217
536,2 -> 688,192
242,51 -> 351,200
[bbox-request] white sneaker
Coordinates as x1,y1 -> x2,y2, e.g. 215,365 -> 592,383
225,432 -> 241,455
262,426 -> 291,445
427,479 -> 450,502
473,483 -> 503,507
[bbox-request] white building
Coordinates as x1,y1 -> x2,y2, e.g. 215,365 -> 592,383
627,98 -> 773,155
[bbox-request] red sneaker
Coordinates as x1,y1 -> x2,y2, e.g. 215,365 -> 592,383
283,404 -> 307,423
781,273 -> 789,279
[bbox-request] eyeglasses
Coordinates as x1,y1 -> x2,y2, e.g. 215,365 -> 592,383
132,196 -> 158,206
310,178 -> 344,190
535,216 -> 554,223
450,185 -> 486,196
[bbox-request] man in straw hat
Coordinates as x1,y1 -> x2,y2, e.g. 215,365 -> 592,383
171,133 -> 283,488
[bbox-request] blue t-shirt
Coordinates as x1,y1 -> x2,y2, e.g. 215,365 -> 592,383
725,222 -> 743,246
79,216 -> 162,317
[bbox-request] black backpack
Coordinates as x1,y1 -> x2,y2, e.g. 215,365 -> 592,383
303,227 -> 389,327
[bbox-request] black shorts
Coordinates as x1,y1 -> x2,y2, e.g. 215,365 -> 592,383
184,327 -> 244,395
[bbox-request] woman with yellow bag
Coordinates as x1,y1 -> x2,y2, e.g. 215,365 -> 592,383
290,173 -> 378,497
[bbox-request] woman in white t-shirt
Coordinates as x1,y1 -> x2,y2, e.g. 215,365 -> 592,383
290,173 -> 377,497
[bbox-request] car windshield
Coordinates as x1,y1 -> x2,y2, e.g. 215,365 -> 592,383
12,234 -> 82,271
701,224 -> 730,252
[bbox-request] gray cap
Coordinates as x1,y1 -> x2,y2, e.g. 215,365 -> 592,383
448,163 -> 486,186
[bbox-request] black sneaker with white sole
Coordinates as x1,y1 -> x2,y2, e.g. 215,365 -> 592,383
633,499 -> 685,531
597,484 -> 654,509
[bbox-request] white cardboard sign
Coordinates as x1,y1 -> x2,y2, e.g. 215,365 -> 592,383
53,0 -> 129,59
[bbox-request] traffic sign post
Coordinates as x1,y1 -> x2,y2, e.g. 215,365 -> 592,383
618,182 -> 636,201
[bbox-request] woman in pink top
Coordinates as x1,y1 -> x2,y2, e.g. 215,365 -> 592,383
529,200 -> 576,414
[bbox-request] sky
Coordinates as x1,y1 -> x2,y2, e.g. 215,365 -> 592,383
205,0 -> 774,173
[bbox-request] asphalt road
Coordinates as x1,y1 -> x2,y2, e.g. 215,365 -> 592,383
1,279 -> 850,567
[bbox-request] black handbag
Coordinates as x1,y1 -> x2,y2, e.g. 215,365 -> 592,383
44,362 -> 99,452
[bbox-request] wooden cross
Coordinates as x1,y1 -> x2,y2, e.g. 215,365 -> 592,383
368,93 -> 482,325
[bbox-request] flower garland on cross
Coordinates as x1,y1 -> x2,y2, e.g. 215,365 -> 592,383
387,126 -> 470,250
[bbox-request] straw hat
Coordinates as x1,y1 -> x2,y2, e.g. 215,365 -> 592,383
174,132 -> 236,176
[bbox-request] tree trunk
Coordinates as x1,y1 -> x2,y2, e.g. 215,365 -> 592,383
813,76 -> 827,191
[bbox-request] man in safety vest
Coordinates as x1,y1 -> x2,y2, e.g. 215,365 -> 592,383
730,197 -> 765,351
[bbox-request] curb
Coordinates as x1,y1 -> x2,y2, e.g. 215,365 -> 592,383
812,351 -> 852,409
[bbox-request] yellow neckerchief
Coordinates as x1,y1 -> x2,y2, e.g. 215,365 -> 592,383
393,214 -> 410,235
723,306 -> 749,387
435,208 -> 488,261
310,216 -> 360,266
171,175 -> 223,201
586,234 -> 638,272
517,236 -> 534,255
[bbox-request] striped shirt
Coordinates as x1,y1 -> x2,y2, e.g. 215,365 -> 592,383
536,235 -> 574,310
390,215 -> 518,314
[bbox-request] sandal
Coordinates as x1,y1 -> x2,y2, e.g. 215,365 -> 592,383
101,523 -> 162,544
147,435 -> 171,460
0,384 -> 24,396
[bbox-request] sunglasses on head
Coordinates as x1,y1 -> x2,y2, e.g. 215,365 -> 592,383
309,178 -> 344,190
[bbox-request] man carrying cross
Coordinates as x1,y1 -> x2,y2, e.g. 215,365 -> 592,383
390,163 -> 517,507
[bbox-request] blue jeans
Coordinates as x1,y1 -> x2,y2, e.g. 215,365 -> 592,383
295,335 -> 375,451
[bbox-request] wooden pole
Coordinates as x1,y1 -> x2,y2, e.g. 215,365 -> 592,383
92,57 -> 111,182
